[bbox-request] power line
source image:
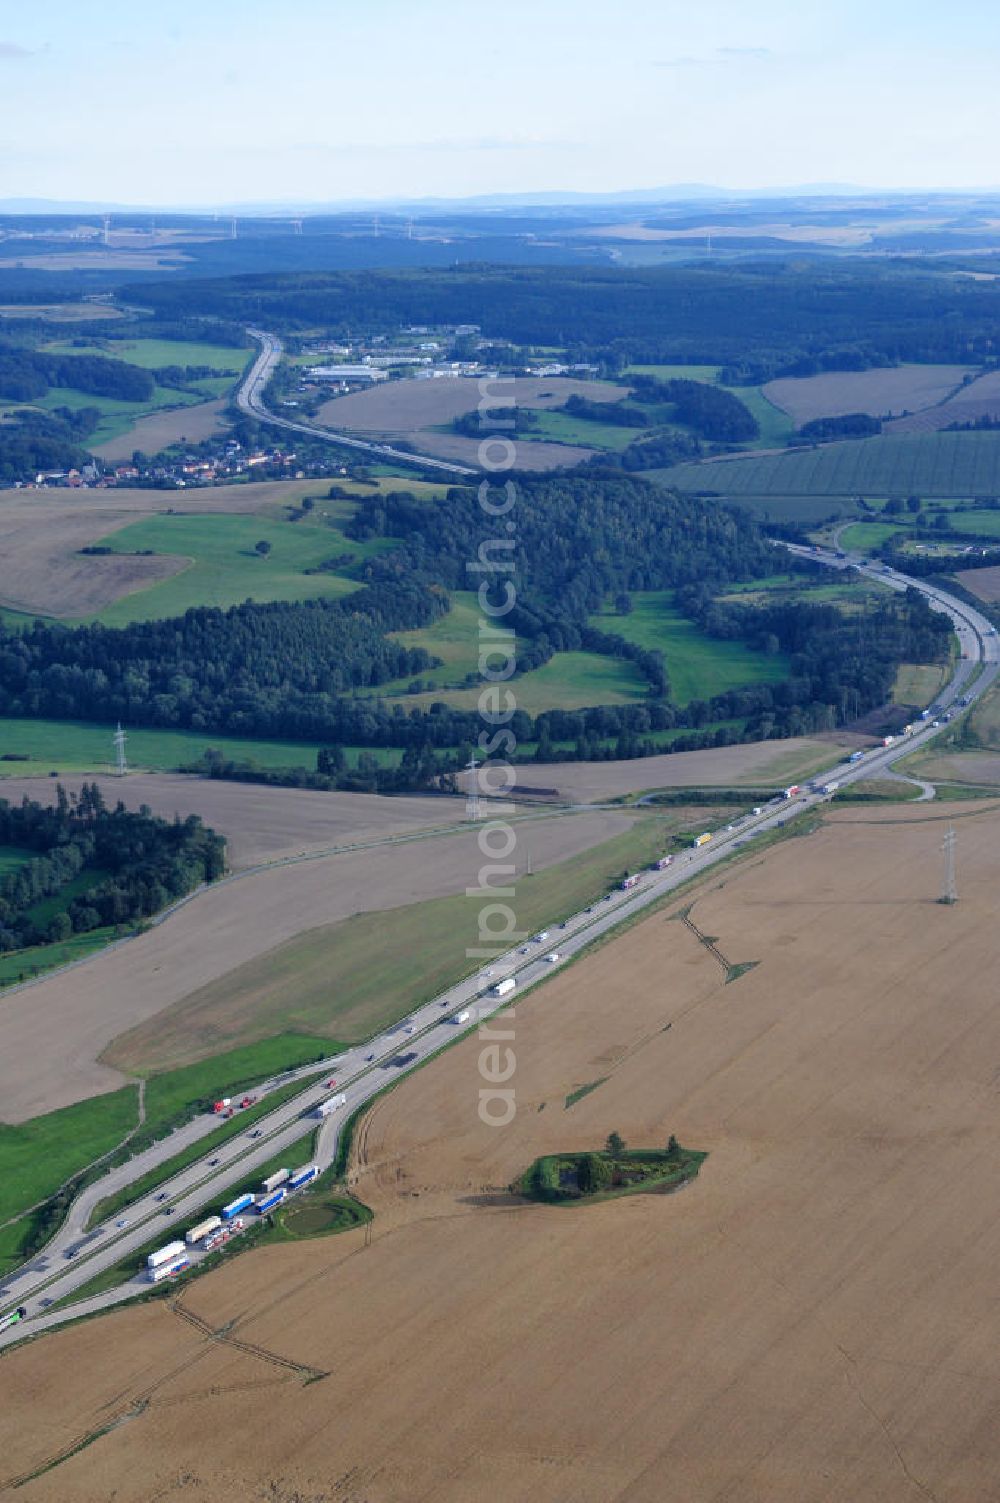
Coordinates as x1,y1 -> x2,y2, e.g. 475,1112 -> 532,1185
940,824 -> 957,904
113,723 -> 128,777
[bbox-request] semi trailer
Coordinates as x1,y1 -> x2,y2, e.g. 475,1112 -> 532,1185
147,1240 -> 187,1270
185,1216 -> 222,1246
492,976 -> 516,997
148,1255 -> 190,1284
260,1169 -> 290,1195
221,1194 -> 255,1221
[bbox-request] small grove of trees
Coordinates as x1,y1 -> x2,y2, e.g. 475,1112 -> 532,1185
0,784 -> 225,951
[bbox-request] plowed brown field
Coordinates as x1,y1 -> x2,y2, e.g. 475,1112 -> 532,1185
763,365 -> 971,425
0,807 -> 630,1121
4,800 -> 1000,1500
458,733 -> 855,802
0,773 -> 469,868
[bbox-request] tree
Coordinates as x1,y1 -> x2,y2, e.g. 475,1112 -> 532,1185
255,539 -> 272,557
606,1130 -> 626,1159
884,496 -> 905,514
47,911 -> 72,943
906,494 -> 922,513
577,1153 -> 612,1193
614,592 -> 633,616
666,1134 -> 679,1158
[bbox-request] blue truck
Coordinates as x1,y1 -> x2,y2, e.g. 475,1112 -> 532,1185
221,1193 -> 255,1221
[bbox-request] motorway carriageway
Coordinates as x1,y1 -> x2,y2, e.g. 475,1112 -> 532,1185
237,329 -> 477,478
1,541 -> 996,1346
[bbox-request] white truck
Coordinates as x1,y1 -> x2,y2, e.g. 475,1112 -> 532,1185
544,952 -> 561,964
451,1010 -> 471,1024
492,976 -> 516,997
147,1240 -> 187,1270
315,1092 -> 347,1118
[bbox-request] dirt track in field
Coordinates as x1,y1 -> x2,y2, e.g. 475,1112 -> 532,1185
0,807 -> 631,1121
5,800 -> 1000,1499
763,364 -> 972,425
0,483 -> 328,616
0,773 -> 470,869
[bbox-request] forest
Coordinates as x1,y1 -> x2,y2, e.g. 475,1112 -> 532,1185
0,783 -> 225,951
130,260 -> 1000,379
0,472 -> 952,768
0,344 -> 154,403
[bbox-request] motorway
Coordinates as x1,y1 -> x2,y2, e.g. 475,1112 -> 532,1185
2,541 -> 997,1346
237,329 -> 476,478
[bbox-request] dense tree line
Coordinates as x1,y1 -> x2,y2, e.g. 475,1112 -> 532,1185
0,783 -> 225,950
563,393 -> 650,427
796,412 -> 882,440
128,261 -> 1000,377
628,375 -> 759,442
0,581 -> 446,739
185,743 -> 458,795
0,406 -> 97,482
0,343 -> 153,403
0,469 -> 952,768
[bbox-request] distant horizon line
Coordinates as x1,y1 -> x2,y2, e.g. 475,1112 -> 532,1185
4,182 -> 1000,217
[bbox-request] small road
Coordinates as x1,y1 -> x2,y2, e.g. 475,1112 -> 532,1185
2,540 -> 996,1347
237,329 -> 477,478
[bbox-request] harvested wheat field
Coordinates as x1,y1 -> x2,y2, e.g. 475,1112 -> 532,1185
0,808 -> 630,1121
5,800 -> 1000,1499
92,396 -> 231,461
314,374 -> 610,470
315,374 -> 626,432
763,364 -> 972,425
955,563 -> 1000,603
0,482 -> 333,616
0,773 -> 470,868
885,369 -> 1000,434
460,733 -> 857,803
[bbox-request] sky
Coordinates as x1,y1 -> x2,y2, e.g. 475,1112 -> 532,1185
2,0 -> 1000,206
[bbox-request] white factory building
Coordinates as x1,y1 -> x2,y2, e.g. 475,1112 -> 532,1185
306,365 -> 389,384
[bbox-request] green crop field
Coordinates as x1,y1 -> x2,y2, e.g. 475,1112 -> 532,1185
42,338 -> 252,374
379,591 -> 497,693
92,511 -> 388,625
37,383 -> 210,445
948,509 -> 1000,538
0,714 -> 402,779
838,520 -> 912,553
625,364 -> 722,381
0,925 -> 117,990
385,649 -> 649,714
590,591 -> 789,705
0,1087 -> 139,1246
656,431 -> 1000,504
526,410 -> 646,451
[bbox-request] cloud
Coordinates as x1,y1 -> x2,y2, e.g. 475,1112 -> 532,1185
653,46 -> 773,68
0,42 -> 34,59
